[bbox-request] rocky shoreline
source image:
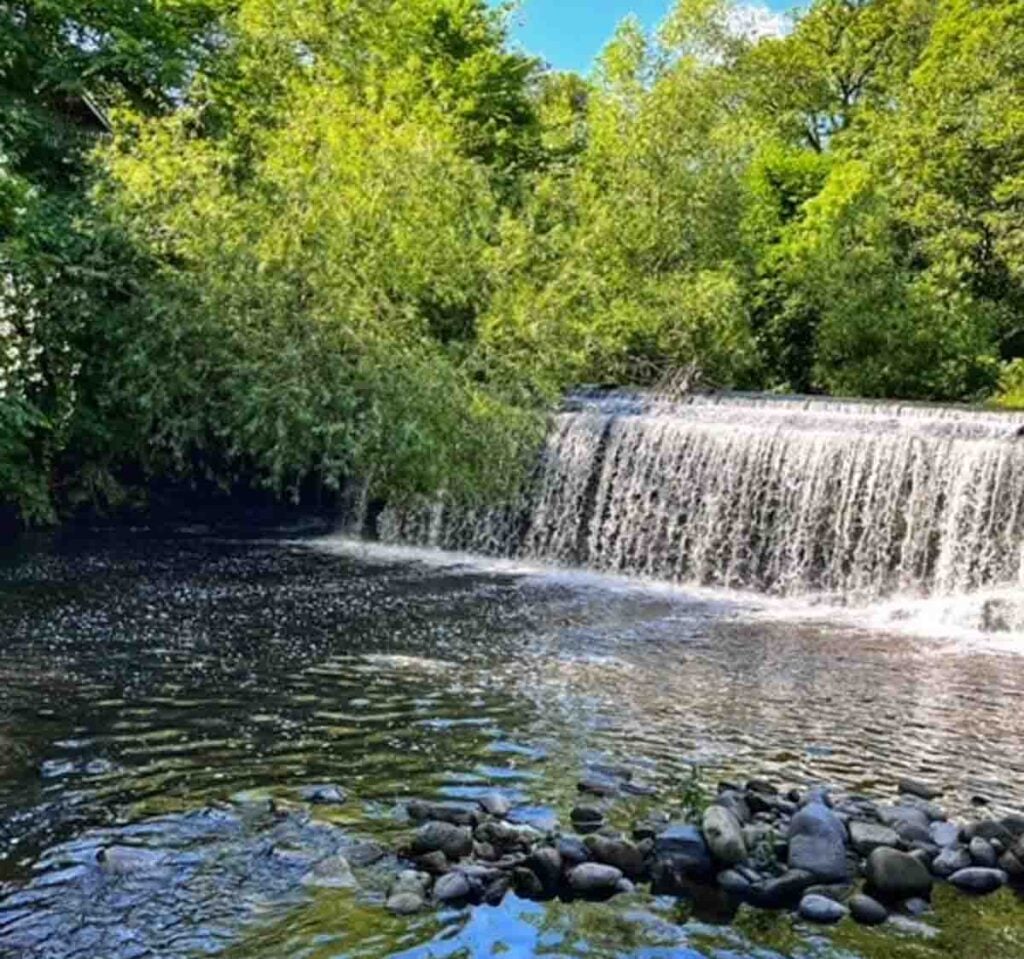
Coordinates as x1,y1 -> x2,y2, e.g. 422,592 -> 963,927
382,768 -> 1024,927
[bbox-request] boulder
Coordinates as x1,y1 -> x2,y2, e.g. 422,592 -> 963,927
931,845 -> 971,878
787,802 -> 849,882
478,793 -> 511,818
653,824 -> 714,880
411,822 -> 473,860
717,869 -> 752,897
969,837 -> 998,868
848,821 -> 900,856
557,835 -> 590,867
747,869 -> 815,909
702,806 -> 747,867
798,893 -> 848,925
898,779 -> 943,801
407,800 -> 480,827
513,867 -> 545,899
865,848 -> 933,901
849,893 -> 888,926
568,863 -> 623,896
526,846 -> 563,890
434,871 -> 474,902
929,822 -> 960,848
948,868 -> 1008,895
584,835 -> 646,878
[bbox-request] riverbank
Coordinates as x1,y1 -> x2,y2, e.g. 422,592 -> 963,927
382,770 -> 1024,931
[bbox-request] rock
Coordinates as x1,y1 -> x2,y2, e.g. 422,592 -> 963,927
526,846 -> 562,890
848,821 -> 900,856
411,822 -> 473,860
929,822 -> 960,848
715,790 -> 752,825
578,773 -> 619,797
615,877 -> 636,894
849,893 -> 888,926
482,874 -> 511,906
931,845 -> 972,878
474,821 -> 539,851
478,793 -> 511,818
301,855 -> 356,889
513,867 -> 545,898
434,871 -> 474,902
568,862 -> 624,896
747,869 -> 815,909
386,870 -> 430,914
622,780 -> 658,797
415,850 -> 449,874
585,835 -> 646,878
299,784 -> 347,805
903,897 -> 931,917
747,779 -> 780,796
408,800 -> 480,828
557,835 -> 589,867
653,824 -> 714,880
805,882 -> 854,902
798,893 -> 848,925
948,868 -> 1007,895
717,869 -> 752,896
865,848 -> 933,901
787,802 -> 849,882
1002,815 -> 1024,839
969,837 -> 998,868
965,820 -> 1013,846
570,805 -> 605,830
473,842 -> 497,862
95,846 -> 164,875
898,779 -> 942,801
998,850 -> 1024,881
386,892 -> 425,915
702,806 -> 747,867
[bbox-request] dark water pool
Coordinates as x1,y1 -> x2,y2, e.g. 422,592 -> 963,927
1,530 -> 1023,959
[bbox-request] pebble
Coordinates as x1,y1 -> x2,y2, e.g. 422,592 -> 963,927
568,862 -> 624,895
849,893 -> 888,926
947,867 -> 1008,894
798,893 -> 848,925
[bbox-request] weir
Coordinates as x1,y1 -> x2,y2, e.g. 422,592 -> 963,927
379,392 -> 1024,600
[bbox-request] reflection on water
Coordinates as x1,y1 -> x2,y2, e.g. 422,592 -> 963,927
1,531 -> 1024,958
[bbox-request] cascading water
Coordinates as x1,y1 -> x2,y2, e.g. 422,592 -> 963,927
379,392 -> 1024,602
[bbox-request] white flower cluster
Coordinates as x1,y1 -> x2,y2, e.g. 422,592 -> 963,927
0,273 -> 45,402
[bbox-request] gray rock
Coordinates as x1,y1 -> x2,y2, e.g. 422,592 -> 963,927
653,824 -> 713,879
615,877 -> 636,894
416,850 -> 449,874
300,855 -> 356,889
482,874 -> 511,905
865,848 -> 933,901
999,850 -> 1024,881
478,793 -> 511,818
929,822 -> 960,848
578,773 -> 620,797
849,821 -> 900,856
557,835 -> 589,867
299,784 -> 347,805
931,845 -> 972,878
717,869 -> 752,896
412,822 -> 473,860
584,835 -> 646,878
747,869 -> 815,909
386,892 -> 425,915
434,871 -> 474,902
715,790 -> 752,825
702,806 -> 747,867
903,897 -> 931,917
513,867 -> 545,898
948,867 -> 1007,894
96,846 -> 164,875
969,837 -> 998,868
799,893 -> 848,925
570,805 -> 605,828
898,779 -> 943,801
965,820 -> 1013,846
787,802 -> 849,882
849,893 -> 888,926
568,862 -> 624,895
474,820 -> 539,851
407,800 -> 480,827
526,846 -> 562,889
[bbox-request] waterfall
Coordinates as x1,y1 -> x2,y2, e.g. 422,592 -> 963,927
379,392 -> 1024,601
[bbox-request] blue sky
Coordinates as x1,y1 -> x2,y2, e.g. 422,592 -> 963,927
503,1 -> 795,73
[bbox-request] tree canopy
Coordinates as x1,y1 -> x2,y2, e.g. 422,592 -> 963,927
2,0 -> 1023,523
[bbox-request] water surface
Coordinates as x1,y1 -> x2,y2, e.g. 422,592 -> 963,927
2,530 -> 1023,958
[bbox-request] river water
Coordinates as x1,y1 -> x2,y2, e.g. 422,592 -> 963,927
1,528 -> 1023,959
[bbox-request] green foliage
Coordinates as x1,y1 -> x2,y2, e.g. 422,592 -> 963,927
4,0 -> 1024,524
